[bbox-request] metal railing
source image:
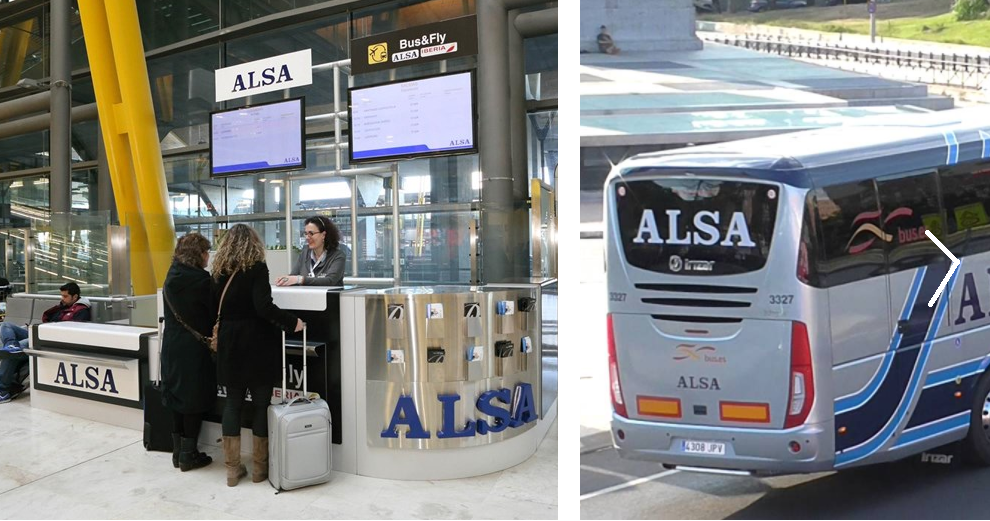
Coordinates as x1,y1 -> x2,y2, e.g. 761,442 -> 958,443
703,33 -> 990,91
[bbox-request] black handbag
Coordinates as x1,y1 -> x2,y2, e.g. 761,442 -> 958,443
143,317 -> 173,453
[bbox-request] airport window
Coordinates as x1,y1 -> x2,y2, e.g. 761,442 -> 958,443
938,161 -> 990,258
223,15 -> 349,111
814,181 -> 887,287
137,1 -> 221,51
223,0 -> 325,28
877,171 -> 943,274
146,44 -> 222,144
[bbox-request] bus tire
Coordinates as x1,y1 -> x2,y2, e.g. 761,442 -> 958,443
964,370 -> 990,466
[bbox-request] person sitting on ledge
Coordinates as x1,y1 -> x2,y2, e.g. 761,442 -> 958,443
598,25 -> 621,55
0,282 -> 91,403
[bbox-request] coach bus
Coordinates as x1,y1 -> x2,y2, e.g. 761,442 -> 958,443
604,109 -> 990,475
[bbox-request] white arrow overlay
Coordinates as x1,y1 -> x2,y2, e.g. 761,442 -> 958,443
926,230 -> 960,308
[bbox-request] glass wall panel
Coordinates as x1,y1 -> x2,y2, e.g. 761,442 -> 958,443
524,33 -> 557,101
146,44 -> 221,145
222,15 -> 348,113
397,155 -> 478,205
32,211 -> 111,295
137,0 -> 221,51
165,153 -> 225,217
399,210 -> 475,283
527,110 -> 557,188
0,5 -> 46,87
71,168 -> 99,211
0,131 -> 48,171
223,0 -> 326,27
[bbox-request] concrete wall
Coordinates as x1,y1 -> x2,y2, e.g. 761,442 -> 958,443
581,0 -> 703,52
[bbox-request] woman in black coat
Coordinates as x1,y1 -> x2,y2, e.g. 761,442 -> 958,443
161,233 -> 216,472
211,224 -> 302,487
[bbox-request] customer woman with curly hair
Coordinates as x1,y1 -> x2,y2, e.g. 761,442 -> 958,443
211,224 -> 303,486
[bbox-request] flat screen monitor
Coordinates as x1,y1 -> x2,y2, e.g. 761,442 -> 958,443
348,71 -> 477,163
210,97 -> 306,176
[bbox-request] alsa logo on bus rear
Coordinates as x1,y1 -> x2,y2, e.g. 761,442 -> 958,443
847,207 -> 926,254
632,210 -> 755,247
673,344 -> 726,364
676,376 -> 721,390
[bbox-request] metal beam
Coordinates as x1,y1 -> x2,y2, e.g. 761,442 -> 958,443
478,0 -> 514,283
0,103 -> 97,140
515,8 -> 557,37
0,91 -> 49,121
50,0 -> 72,213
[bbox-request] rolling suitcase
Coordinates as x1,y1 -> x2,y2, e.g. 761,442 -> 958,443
268,326 -> 332,491
144,317 -> 173,453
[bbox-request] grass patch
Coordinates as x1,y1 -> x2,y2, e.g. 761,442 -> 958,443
760,12 -> 990,47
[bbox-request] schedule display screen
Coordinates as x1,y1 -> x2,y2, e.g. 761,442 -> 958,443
210,97 -> 305,176
349,71 -> 477,163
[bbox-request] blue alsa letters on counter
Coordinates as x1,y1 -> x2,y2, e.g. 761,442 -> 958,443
53,362 -> 119,394
381,383 -> 537,439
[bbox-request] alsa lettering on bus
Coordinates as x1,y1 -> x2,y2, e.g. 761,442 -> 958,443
381,383 -> 537,439
633,210 -> 756,247
954,271 -> 990,325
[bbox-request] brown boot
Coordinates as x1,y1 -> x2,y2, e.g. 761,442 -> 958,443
252,435 -> 269,483
222,435 -> 247,487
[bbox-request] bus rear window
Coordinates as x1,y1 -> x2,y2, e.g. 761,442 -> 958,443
614,178 -> 778,276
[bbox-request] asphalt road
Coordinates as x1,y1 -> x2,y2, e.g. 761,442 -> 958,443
581,443 -> 990,519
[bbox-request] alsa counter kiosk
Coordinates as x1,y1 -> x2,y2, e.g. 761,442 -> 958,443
25,322 -> 158,430
341,283 -> 558,480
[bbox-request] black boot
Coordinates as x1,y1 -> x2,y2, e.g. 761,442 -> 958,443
171,433 -> 181,469
179,437 -> 213,472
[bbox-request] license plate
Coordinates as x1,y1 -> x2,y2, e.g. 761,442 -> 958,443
681,440 -> 726,455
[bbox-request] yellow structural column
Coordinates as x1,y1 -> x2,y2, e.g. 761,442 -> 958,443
78,0 -> 176,294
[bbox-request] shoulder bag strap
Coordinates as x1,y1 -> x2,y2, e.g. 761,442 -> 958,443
216,272 -> 237,322
162,290 -> 208,344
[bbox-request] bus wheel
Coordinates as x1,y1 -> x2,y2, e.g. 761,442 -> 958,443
965,370 -> 990,466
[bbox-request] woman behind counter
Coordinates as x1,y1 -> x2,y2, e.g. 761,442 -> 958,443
276,215 -> 348,287
212,224 -> 303,487
160,233 -> 215,472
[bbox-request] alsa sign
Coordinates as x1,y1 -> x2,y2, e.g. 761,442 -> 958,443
381,383 -> 537,439
215,49 -> 313,103
351,15 -> 478,75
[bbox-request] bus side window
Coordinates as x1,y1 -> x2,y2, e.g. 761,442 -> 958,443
876,172 -> 942,274
798,192 -> 822,287
938,162 -> 990,259
813,181 -> 887,287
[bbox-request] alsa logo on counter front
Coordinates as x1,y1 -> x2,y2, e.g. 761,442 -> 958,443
632,210 -> 755,247
52,362 -> 119,394
381,383 -> 537,439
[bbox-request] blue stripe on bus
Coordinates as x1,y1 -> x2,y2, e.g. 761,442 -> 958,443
834,269 -> 925,414
980,130 -> 990,160
907,373 -> 975,429
835,264 -> 959,466
944,131 -> 959,165
895,411 -> 969,449
923,358 -> 984,389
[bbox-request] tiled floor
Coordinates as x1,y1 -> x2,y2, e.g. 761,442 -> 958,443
0,391 -> 557,519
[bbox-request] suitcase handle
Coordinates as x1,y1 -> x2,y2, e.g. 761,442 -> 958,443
284,395 -> 313,408
281,325 -> 307,404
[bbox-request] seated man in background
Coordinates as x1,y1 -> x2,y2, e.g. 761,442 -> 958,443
597,25 -> 621,55
0,282 -> 92,403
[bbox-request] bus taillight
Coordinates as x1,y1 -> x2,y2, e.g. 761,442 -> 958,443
607,314 -> 628,418
785,321 -> 814,429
